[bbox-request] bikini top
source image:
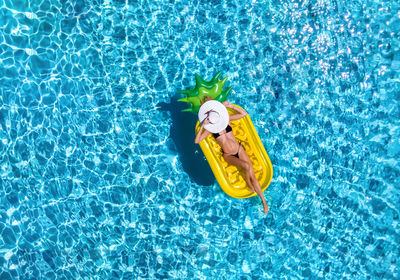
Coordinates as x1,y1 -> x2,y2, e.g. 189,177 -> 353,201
212,125 -> 232,139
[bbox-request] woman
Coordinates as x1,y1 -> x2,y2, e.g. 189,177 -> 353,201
195,96 -> 269,214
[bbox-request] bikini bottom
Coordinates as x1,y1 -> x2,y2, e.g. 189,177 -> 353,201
222,143 -> 243,159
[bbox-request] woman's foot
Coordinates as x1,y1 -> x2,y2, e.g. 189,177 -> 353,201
263,202 -> 269,215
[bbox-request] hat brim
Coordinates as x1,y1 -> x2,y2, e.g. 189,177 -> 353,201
198,100 -> 229,134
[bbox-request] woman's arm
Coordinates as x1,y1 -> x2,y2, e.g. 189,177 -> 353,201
195,119 -> 211,144
223,101 -> 248,121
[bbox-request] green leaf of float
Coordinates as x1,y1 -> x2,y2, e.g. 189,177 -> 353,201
182,107 -> 193,112
211,71 -> 223,83
216,76 -> 228,91
198,77 -> 228,99
195,71 -> 222,89
177,97 -> 189,103
191,105 -> 201,113
214,86 -> 233,102
198,86 -> 219,99
179,72 -> 224,98
177,71 -> 233,114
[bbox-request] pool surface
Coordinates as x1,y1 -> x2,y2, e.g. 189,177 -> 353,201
0,0 -> 399,279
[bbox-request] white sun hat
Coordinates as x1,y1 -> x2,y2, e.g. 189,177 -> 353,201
198,100 -> 229,133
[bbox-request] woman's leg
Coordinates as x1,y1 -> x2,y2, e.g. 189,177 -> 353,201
223,154 -> 256,192
244,168 -> 269,214
223,153 -> 269,214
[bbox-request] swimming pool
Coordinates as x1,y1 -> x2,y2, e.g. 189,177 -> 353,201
0,0 -> 399,278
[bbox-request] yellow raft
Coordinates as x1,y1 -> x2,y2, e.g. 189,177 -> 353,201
195,104 -> 273,198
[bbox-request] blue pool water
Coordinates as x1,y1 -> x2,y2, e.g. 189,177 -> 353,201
1,0 -> 399,279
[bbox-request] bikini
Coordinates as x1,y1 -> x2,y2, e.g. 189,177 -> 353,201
212,125 -> 242,158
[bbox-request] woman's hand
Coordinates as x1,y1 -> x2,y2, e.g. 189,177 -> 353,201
202,118 -> 211,125
225,102 -> 248,121
222,101 -> 232,108
195,118 -> 211,144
